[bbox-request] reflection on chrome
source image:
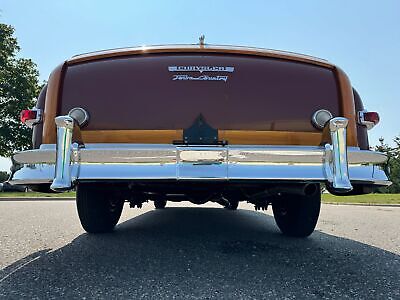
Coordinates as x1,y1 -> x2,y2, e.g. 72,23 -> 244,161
10,115 -> 390,192
328,117 -> 353,192
50,116 -> 74,191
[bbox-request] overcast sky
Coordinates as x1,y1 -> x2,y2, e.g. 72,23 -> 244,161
1,0 -> 399,171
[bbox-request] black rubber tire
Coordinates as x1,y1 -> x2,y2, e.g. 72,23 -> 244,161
76,184 -> 124,233
154,199 -> 167,209
272,189 -> 321,237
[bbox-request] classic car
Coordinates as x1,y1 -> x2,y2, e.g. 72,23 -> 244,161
10,42 -> 390,236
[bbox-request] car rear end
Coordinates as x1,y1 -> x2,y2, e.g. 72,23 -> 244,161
10,44 -> 390,235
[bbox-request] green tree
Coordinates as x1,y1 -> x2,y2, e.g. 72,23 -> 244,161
0,23 -> 41,157
0,171 -> 9,182
375,136 -> 400,193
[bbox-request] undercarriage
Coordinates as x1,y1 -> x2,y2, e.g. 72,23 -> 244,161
71,180 -> 320,209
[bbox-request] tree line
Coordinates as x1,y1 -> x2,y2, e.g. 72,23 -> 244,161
375,137 -> 400,193
1,23 -> 41,158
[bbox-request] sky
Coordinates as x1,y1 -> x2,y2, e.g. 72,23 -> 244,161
0,0 -> 399,171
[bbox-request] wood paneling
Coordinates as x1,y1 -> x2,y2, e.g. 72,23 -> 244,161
42,63 -> 66,144
42,46 -> 361,147
81,130 -> 183,143
80,129 -> 323,145
68,45 -> 334,69
335,67 -> 358,147
219,130 -> 322,145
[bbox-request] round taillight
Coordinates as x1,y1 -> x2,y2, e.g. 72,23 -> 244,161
363,112 -> 380,125
20,110 -> 37,123
311,109 -> 333,129
68,107 -> 89,127
358,110 -> 380,129
20,109 -> 42,127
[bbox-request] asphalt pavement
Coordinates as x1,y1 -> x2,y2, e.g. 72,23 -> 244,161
0,200 -> 399,299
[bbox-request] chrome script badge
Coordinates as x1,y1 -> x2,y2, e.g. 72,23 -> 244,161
168,66 -> 234,73
172,74 -> 228,82
168,65 -> 234,82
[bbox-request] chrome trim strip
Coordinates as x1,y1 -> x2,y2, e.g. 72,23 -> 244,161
13,145 -> 388,165
9,163 -> 391,186
50,116 -> 74,191
13,149 -> 56,164
11,138 -> 390,189
68,44 -> 331,66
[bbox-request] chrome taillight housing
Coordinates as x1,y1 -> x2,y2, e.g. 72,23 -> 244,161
68,107 -> 89,127
358,110 -> 380,130
311,109 -> 333,129
20,108 -> 42,128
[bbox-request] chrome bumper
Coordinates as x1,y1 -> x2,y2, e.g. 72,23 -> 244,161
10,117 -> 390,192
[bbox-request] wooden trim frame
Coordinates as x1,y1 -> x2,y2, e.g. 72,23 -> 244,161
334,67 -> 358,147
81,130 -> 183,144
219,130 -> 323,145
79,129 -> 323,146
41,45 -> 359,147
42,62 -> 66,144
68,44 -> 334,69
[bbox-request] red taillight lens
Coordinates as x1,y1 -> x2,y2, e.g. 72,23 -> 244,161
358,110 -> 380,130
20,109 -> 37,123
20,108 -> 42,128
363,111 -> 380,125
20,110 -> 38,123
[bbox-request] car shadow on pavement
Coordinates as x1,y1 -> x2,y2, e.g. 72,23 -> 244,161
1,207 -> 399,299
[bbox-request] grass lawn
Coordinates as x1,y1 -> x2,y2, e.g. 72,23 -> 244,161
1,191 -> 399,205
322,193 -> 400,205
0,191 -> 76,198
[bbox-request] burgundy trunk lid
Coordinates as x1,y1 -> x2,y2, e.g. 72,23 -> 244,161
60,54 -> 339,133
